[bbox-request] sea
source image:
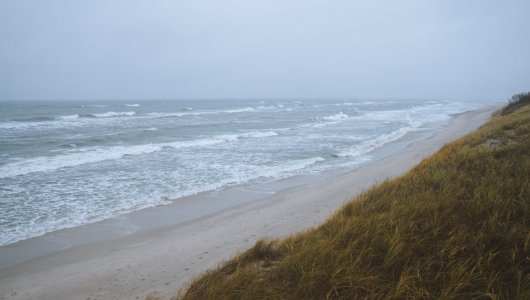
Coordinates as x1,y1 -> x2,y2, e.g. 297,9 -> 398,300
0,99 -> 496,246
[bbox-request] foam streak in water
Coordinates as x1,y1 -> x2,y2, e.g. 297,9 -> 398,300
0,131 -> 279,178
90,111 -> 136,118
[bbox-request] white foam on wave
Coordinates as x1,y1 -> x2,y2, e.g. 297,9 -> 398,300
0,118 -> 84,130
0,112 -> 130,131
0,131 -> 279,179
0,153 -> 322,247
125,104 -> 140,107
148,111 -> 209,118
0,185 -> 176,247
362,103 -> 457,127
147,107 -> 257,118
256,104 -> 289,110
81,104 -> 107,108
337,125 -> 417,159
322,112 -> 348,122
0,122 -> 37,130
334,106 -> 446,159
224,107 -> 255,113
304,112 -> 350,128
257,156 -> 324,179
0,145 -> 162,179
91,111 -> 136,118
241,131 -> 278,138
148,112 -> 183,117
335,102 -> 475,159
205,156 -> 325,188
58,114 -> 79,120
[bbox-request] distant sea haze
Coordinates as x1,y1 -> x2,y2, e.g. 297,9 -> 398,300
0,99 -> 488,246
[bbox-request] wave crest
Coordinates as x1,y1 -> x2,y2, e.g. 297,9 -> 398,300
90,111 -> 136,118
0,131 -> 279,178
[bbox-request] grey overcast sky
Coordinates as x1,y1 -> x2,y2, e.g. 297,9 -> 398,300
0,1 -> 528,101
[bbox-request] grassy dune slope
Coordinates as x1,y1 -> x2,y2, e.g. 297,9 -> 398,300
178,99 -> 530,299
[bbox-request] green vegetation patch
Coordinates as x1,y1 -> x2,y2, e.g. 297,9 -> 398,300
178,99 -> 530,300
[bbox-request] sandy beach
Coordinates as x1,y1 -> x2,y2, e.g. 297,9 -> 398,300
0,105 -> 498,300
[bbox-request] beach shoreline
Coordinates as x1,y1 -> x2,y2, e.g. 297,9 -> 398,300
0,104 -> 500,300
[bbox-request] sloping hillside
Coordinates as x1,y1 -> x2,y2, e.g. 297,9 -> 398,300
177,98 -> 529,299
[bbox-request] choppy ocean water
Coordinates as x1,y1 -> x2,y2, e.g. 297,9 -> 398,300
0,99 -> 493,246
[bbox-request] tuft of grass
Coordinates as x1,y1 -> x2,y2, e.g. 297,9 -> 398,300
176,97 -> 530,300
502,92 -> 530,115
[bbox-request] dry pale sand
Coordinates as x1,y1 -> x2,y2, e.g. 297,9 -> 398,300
0,106 -> 498,300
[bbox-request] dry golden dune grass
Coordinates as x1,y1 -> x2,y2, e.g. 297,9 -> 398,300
171,95 -> 530,300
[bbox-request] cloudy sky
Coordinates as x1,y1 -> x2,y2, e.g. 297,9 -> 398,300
0,0 -> 528,101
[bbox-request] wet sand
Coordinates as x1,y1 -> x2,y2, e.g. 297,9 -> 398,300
0,105 -> 499,300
